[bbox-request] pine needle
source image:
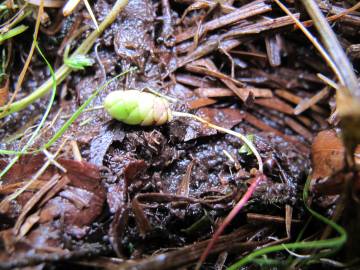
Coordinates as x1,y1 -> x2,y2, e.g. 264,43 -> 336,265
273,0 -> 344,87
83,0 -> 99,31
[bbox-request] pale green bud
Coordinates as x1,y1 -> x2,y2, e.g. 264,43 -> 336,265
104,90 -> 172,126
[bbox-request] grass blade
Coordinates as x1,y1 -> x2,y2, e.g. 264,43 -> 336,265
227,176 -> 347,269
0,42 -> 57,180
0,24 -> 28,43
43,67 -> 136,149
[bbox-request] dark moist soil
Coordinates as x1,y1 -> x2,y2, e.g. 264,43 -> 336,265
0,0 -> 359,269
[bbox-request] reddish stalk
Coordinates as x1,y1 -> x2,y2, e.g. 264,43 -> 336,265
195,173 -> 266,269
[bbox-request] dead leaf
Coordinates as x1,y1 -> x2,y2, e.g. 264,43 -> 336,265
311,129 -> 345,180
0,155 -> 105,237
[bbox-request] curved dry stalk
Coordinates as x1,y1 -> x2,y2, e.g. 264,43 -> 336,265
172,111 -> 263,173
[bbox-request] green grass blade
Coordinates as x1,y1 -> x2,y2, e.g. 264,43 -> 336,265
0,0 -> 129,118
0,24 -> 28,43
0,42 -> 56,180
0,68 -> 136,157
0,149 -> 25,155
227,176 -> 347,270
42,67 -> 135,149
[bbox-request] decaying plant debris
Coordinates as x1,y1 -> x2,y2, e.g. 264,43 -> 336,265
0,0 -> 359,269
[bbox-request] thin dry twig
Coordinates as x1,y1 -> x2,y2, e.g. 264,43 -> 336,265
14,174 -> 60,235
172,111 -> 263,172
294,87 -> 330,115
175,2 -> 271,43
222,14 -> 300,38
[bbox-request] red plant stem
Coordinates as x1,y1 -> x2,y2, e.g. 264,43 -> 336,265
196,174 -> 266,269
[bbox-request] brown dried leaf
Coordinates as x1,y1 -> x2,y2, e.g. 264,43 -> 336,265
311,131 -> 360,194
0,155 -> 105,236
311,130 -> 345,180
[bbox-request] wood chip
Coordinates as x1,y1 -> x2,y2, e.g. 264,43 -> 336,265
176,74 -> 215,88
195,87 -> 234,98
265,34 -> 282,67
294,87 -> 330,115
195,87 -> 273,98
175,2 -> 272,43
187,98 -> 217,109
254,97 -> 294,114
275,89 -> 327,115
222,14 -> 300,38
284,117 -> 313,141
